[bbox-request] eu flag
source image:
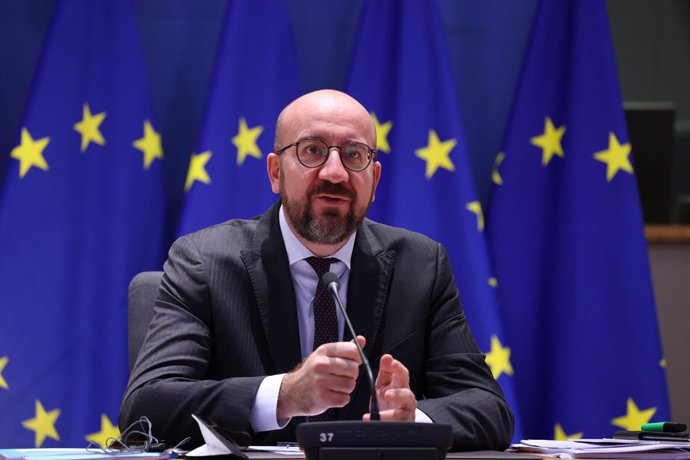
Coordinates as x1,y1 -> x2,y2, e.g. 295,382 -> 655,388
487,0 -> 669,439
0,1 -> 165,447
176,0 -> 301,236
345,0 -> 522,439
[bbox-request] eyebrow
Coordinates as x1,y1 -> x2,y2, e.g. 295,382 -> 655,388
297,135 -> 371,145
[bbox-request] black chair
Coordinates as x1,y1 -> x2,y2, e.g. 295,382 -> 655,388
127,271 -> 163,370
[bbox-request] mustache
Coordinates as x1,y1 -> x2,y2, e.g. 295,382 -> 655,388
308,182 -> 355,200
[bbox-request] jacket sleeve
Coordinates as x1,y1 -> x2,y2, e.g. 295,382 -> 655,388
119,235 -> 263,447
416,243 -> 515,451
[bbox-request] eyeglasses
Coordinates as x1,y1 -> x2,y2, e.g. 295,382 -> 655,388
276,137 -> 376,172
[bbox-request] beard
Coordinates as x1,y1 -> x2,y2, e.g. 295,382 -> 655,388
281,175 -> 372,245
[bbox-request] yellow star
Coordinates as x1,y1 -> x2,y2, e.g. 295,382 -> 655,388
593,132 -> 633,182
660,358 -> 666,368
531,117 -> 566,166
415,130 -> 456,179
10,128 -> 50,178
73,103 -> 106,152
22,400 -> 61,447
232,117 -> 263,166
85,414 -> 120,448
611,398 -> 656,431
371,113 -> 393,154
185,151 -> 212,192
488,277 -> 498,288
0,356 -> 8,389
485,335 -> 513,379
554,423 -> 583,441
492,152 -> 505,185
465,201 -> 485,232
132,120 -> 163,170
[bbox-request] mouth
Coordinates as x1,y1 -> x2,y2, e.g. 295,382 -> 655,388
316,193 -> 350,203
309,182 -> 355,209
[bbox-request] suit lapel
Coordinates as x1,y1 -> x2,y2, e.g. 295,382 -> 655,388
241,201 -> 302,374
340,220 -> 396,419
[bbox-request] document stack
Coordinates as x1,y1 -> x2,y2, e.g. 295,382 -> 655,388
510,439 -> 690,460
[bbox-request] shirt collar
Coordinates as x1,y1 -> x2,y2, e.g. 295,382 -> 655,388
279,204 -> 355,269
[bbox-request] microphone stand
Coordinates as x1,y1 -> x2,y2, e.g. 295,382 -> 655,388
295,272 -> 451,460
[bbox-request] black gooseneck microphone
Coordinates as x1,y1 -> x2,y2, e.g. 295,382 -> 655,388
295,272 -> 452,460
321,271 -> 380,421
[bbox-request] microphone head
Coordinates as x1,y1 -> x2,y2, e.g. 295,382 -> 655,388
322,271 -> 340,288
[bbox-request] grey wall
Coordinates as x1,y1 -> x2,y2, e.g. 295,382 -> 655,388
649,243 -> 690,425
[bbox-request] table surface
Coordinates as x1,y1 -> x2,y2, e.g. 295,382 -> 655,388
240,449 -> 538,459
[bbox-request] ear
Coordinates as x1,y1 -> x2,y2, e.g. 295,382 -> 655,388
371,160 -> 382,202
266,152 -> 281,195
267,153 -> 281,194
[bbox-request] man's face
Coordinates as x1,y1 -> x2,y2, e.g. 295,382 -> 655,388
268,92 -> 381,246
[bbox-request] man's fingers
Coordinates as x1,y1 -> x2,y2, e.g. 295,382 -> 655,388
318,340 -> 363,364
382,388 -> 416,407
362,407 -> 415,422
380,407 -> 415,421
313,374 -> 358,395
375,354 -> 394,387
365,389 -> 417,422
390,358 -> 410,387
376,355 -> 410,388
350,335 -> 366,350
312,355 -> 360,378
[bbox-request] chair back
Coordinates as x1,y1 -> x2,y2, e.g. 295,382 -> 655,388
128,271 -> 163,370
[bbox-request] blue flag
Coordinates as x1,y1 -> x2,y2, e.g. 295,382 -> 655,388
346,0 -> 522,440
0,1 -> 165,448
176,0 -> 301,236
487,0 -> 669,439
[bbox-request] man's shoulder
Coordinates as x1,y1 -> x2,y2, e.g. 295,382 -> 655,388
361,218 -> 440,253
186,215 -> 260,236
176,215 -> 263,251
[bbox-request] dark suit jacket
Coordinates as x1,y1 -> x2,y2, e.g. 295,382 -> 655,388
119,201 -> 514,450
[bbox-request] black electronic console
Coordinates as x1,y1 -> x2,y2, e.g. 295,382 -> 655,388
297,421 -> 452,460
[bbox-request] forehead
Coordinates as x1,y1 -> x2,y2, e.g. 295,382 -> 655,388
280,94 -> 375,145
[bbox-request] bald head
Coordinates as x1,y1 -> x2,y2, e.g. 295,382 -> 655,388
274,90 -> 376,151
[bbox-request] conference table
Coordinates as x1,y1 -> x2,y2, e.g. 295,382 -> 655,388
240,449 -> 537,459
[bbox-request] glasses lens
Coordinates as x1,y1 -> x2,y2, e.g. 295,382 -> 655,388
297,139 -> 328,167
341,143 -> 370,171
295,138 -> 372,171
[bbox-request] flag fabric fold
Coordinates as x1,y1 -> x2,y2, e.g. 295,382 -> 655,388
345,0 -> 522,440
176,0 -> 301,236
487,0 -> 669,439
0,0 -> 165,447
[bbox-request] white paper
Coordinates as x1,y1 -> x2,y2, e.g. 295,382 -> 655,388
186,414 -> 232,457
512,439 -> 690,459
246,446 -> 303,456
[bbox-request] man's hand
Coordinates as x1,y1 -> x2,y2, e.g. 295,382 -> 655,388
277,336 -> 366,419
363,354 -> 417,421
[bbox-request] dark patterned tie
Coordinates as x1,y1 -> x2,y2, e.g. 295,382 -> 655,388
305,256 -> 339,421
305,257 -> 340,350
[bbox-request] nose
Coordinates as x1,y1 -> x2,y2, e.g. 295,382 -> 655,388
318,148 -> 349,183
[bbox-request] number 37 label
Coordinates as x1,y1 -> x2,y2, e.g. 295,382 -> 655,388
319,432 -> 334,442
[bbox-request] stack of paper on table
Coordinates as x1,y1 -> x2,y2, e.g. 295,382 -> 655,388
511,439 -> 690,459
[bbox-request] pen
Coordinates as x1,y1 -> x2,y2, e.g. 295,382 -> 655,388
642,422 -> 687,433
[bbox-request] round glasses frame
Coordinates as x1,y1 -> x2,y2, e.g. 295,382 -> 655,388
276,137 -> 376,172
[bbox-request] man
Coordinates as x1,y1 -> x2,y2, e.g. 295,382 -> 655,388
120,90 -> 514,450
